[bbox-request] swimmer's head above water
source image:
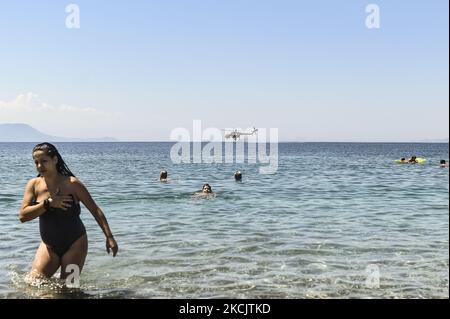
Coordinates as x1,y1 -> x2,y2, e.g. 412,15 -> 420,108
234,171 -> 242,181
32,142 -> 75,177
159,170 -> 168,181
202,183 -> 212,194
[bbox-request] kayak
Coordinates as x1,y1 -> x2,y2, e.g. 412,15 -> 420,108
395,158 -> 426,164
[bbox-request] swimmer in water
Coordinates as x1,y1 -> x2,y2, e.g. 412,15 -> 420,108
159,170 -> 168,182
408,156 -> 418,164
192,183 -> 216,200
202,183 -> 213,194
234,171 -> 242,182
440,160 -> 449,168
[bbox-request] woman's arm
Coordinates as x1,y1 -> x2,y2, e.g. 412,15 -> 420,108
19,179 -> 77,223
73,178 -> 118,257
18,179 -> 44,222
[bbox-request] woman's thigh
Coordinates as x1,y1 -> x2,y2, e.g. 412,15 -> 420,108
30,241 -> 61,278
60,234 -> 88,280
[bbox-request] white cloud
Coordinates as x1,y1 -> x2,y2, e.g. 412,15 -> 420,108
0,93 -> 122,138
0,92 -> 115,116
0,93 -> 52,111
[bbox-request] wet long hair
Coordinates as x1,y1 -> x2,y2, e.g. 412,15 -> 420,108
32,142 -> 75,177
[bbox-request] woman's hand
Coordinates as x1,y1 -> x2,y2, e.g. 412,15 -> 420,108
49,194 -> 73,210
106,236 -> 118,257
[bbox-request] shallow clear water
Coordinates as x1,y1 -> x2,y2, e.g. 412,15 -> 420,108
0,142 -> 448,299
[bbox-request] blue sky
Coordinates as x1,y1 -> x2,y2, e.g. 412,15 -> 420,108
0,0 -> 448,141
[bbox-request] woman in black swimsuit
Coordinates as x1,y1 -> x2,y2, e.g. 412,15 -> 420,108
19,143 -> 118,281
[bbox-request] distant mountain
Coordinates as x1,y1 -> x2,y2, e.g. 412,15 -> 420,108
0,123 -> 117,142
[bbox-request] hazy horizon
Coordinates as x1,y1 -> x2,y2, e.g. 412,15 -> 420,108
0,122 -> 448,143
0,1 -> 448,141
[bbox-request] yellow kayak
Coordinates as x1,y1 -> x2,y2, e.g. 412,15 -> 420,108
395,158 -> 426,164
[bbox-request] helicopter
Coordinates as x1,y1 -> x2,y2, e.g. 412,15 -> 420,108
223,127 -> 258,141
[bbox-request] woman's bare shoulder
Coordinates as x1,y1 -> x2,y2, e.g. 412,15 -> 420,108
68,176 -> 82,184
23,178 -> 40,195
68,176 -> 85,189
26,177 -> 40,187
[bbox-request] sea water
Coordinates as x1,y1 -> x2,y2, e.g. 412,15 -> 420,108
0,142 -> 448,298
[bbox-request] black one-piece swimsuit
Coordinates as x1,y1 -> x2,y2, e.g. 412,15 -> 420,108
38,195 -> 86,258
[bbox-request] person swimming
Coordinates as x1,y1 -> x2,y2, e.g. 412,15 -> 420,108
19,143 -> 118,282
234,171 -> 242,181
159,170 -> 168,182
192,183 -> 215,200
440,160 -> 449,168
202,183 -> 213,194
408,156 -> 418,164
